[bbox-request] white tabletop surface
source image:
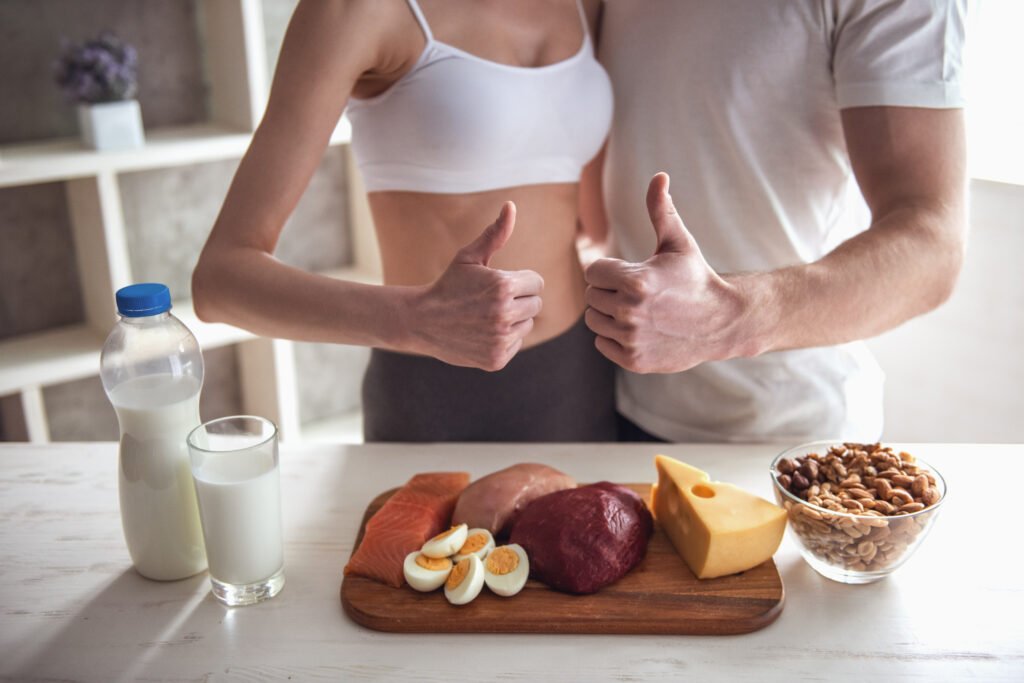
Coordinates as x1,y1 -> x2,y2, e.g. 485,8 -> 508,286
1,442 -> 1022,682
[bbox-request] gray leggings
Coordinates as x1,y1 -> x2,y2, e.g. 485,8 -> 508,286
362,316 -> 616,442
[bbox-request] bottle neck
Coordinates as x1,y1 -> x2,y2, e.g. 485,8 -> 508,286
119,311 -> 172,326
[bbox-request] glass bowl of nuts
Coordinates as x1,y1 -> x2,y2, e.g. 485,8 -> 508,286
770,441 -> 946,584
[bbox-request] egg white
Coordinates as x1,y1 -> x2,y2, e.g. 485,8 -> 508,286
421,523 -> 468,559
484,544 -> 529,597
452,528 -> 495,563
402,551 -> 452,592
444,554 -> 485,605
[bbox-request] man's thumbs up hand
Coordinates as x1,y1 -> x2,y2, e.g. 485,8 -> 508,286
583,173 -> 745,374
647,172 -> 697,256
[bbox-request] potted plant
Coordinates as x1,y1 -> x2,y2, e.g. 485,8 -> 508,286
54,31 -> 144,151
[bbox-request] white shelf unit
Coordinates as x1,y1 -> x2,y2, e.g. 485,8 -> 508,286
0,0 -> 379,444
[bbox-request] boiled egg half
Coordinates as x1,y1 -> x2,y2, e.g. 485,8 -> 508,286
403,551 -> 452,592
421,523 -> 468,559
484,544 -> 529,597
452,528 -> 495,562
444,554 -> 485,605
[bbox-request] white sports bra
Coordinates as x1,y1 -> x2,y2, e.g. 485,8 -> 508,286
346,0 -> 613,194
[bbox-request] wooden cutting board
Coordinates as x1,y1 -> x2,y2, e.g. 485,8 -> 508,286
340,484 -> 784,635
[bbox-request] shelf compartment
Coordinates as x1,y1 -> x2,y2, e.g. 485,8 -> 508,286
0,265 -> 379,397
0,305 -> 250,398
0,180 -> 87,339
0,119 -> 352,189
0,324 -> 106,397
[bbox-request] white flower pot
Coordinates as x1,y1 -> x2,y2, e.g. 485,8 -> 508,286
77,100 -> 145,151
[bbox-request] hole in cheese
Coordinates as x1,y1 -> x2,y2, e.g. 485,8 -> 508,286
691,484 -> 716,499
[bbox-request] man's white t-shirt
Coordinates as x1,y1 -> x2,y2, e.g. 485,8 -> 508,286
599,0 -> 966,442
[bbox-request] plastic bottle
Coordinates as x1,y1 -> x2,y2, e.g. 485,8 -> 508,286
100,283 -> 207,580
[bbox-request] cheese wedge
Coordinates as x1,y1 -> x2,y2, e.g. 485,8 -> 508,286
654,454 -> 786,579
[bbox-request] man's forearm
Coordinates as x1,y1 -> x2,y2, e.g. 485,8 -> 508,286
731,202 -> 967,358
585,107 -> 967,376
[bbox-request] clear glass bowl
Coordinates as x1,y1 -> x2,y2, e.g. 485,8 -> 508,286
770,441 -> 947,584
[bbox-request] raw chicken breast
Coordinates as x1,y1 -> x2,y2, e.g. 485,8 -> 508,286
452,463 -> 576,537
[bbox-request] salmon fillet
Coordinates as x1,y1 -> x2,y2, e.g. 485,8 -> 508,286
344,471 -> 470,588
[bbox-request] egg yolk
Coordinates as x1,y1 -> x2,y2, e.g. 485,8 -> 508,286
486,547 -> 519,575
429,526 -> 459,543
446,558 -> 470,589
458,533 -> 488,555
415,554 -> 452,572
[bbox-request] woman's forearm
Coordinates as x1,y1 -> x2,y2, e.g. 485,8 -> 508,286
192,246 -> 416,350
192,205 -> 546,371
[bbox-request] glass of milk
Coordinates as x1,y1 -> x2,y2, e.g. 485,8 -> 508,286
187,416 -> 285,607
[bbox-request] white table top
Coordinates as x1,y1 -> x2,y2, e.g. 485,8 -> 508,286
1,442 -> 1022,682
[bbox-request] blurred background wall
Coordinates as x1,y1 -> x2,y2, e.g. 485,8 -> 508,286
0,0 -> 369,443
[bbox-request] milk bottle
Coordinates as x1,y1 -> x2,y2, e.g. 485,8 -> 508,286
100,283 -> 207,580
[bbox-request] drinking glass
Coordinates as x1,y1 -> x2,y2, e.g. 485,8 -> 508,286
187,416 -> 285,606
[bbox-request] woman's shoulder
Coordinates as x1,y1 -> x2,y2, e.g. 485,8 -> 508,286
286,0 -> 424,79
292,0 -> 409,30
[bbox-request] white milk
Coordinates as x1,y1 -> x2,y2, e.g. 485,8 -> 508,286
192,450 -> 283,586
109,373 -> 207,580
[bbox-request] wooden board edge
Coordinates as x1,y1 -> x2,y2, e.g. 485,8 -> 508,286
341,567 -> 784,636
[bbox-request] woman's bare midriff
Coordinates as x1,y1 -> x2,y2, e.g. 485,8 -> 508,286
368,183 -> 585,349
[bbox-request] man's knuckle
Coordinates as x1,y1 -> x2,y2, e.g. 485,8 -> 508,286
617,306 -> 638,327
628,276 -> 652,299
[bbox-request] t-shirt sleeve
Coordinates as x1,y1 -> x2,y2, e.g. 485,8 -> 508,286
831,0 -> 966,109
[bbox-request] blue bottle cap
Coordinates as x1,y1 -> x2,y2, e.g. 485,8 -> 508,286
115,283 -> 172,317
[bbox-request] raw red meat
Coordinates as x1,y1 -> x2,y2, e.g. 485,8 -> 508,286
509,482 -> 653,594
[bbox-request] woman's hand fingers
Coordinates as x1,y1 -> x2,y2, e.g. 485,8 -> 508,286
509,294 -> 543,324
416,246 -> 545,370
506,269 -> 545,297
456,202 -> 517,267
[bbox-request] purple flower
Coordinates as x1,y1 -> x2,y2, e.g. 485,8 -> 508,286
54,30 -> 139,104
